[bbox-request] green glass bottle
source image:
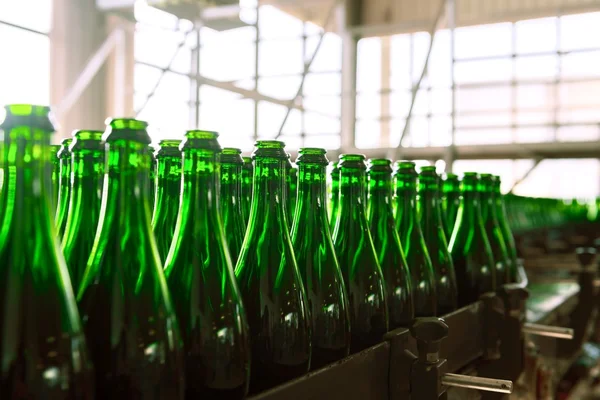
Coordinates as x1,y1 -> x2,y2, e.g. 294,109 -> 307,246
55,138 -> 73,238
479,174 -> 511,285
448,172 -> 496,308
417,166 -> 458,315
235,140 -> 310,394
394,162 -> 437,317
333,154 -> 388,353
149,144 -> 157,209
0,104 -> 94,398
50,143 -> 61,215
77,118 -> 184,399
367,159 -> 414,329
241,156 -> 253,224
492,176 -> 519,283
291,148 -> 350,369
165,131 -> 250,399
329,161 -> 340,231
151,139 -> 182,263
286,154 -> 298,225
442,173 -> 461,240
220,147 -> 246,263
61,130 -> 105,294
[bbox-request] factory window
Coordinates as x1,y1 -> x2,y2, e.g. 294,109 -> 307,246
0,0 -> 51,106
356,12 -> 600,151
133,2 -> 342,151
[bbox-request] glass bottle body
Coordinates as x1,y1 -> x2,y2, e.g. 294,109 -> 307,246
333,154 -> 388,353
367,159 -> 414,329
442,174 -> 461,240
165,132 -> 250,399
77,120 -> 184,399
493,177 -> 519,283
394,164 -> 437,317
449,173 -> 496,308
220,148 -> 246,263
151,140 -> 182,263
235,141 -> 311,394
480,174 -> 511,285
291,149 -> 351,369
417,167 -> 458,316
55,138 -> 73,238
0,104 -> 95,399
61,130 -> 105,294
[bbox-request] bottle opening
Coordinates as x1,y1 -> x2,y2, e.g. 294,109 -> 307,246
367,158 -> 392,173
159,139 -> 182,147
58,138 -> 74,158
339,154 -> 366,162
6,104 -> 51,116
444,173 -> 458,181
297,147 -> 328,165
369,158 -> 391,166
73,130 -> 103,141
255,140 -> 285,149
185,130 -> 219,140
220,148 -> 244,164
223,147 -> 242,155
106,118 -> 148,130
463,172 -> 479,179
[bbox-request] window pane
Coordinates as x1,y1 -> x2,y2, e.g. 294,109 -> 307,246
305,112 -> 340,135
259,39 -> 303,76
556,126 -> 599,142
303,73 -> 341,96
307,33 -> 342,73
304,135 -> 340,150
0,25 -> 50,106
357,37 -> 381,92
561,51 -> 600,79
456,86 -> 511,112
514,128 -> 554,143
515,18 -> 557,54
454,59 -> 512,84
258,76 -> 301,100
561,12 -> 600,51
304,96 -> 340,118
0,0 -> 52,33
455,129 -> 512,145
355,120 -> 381,149
391,34 -> 411,90
516,159 -> 600,198
199,86 -> 254,138
455,23 -> 512,59
515,55 -> 557,82
201,33 -> 256,81
259,5 -> 304,40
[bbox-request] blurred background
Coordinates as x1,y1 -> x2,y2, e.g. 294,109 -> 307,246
3,0 -> 600,199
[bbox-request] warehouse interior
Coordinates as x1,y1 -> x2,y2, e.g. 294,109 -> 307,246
4,0 -> 600,199
5,1 -> 600,398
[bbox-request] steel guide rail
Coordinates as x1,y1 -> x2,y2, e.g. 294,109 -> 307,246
249,253 -> 599,400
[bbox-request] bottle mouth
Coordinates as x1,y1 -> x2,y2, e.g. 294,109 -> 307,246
156,140 -> 182,158
297,147 -> 328,166
367,158 -> 392,173
463,172 -> 479,179
72,130 -> 103,141
394,161 -> 417,177
103,118 -> 151,144
181,130 -> 221,152
1,104 -> 56,131
220,148 -> 244,165
339,154 -> 367,170
70,130 -> 104,152
252,140 -> 287,160
57,138 -> 74,158
444,173 -> 458,181
223,147 -> 242,155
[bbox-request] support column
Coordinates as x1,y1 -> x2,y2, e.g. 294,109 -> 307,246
339,3 -> 357,152
380,36 -> 391,147
51,0 -> 134,140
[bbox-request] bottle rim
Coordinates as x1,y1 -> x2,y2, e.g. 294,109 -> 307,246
297,147 -> 328,166
103,118 -> 151,144
57,138 -> 74,158
181,130 -> 222,152
223,147 -> 242,155
1,104 -> 56,131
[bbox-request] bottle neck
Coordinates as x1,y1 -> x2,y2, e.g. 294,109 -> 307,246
339,169 -> 367,208
368,172 -> 394,215
57,155 -> 71,201
221,163 -> 243,206
70,150 -> 104,205
154,156 -> 182,215
105,140 -> 152,208
396,178 -> 418,217
296,163 -> 328,223
1,128 -> 54,238
247,157 -> 287,228
180,149 -> 220,214
418,186 -> 444,225
459,189 -> 481,227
